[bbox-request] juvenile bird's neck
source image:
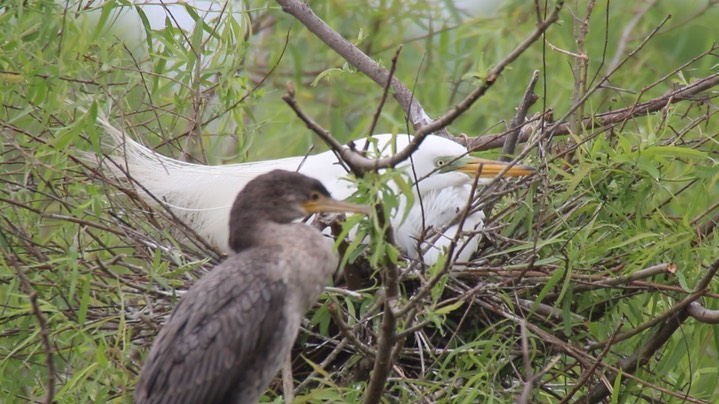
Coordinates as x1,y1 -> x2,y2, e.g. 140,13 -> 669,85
227,211 -> 279,253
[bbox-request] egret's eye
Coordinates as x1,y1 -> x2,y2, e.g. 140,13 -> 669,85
435,158 -> 446,168
309,191 -> 321,201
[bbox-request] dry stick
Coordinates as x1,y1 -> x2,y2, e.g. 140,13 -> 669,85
281,356 -> 294,404
366,45 -> 403,139
202,27 -> 291,129
605,0 -> 659,77
695,210 -> 719,242
328,305 -> 377,357
569,0 -> 596,134
294,339 -> 349,393
692,198 -> 719,241
548,13 -> 670,140
413,0 -> 564,142
582,258 -> 719,403
517,320 -> 533,404
586,288 -> 705,351
12,257 -> 56,404
543,263 -> 673,301
0,196 -> 124,237
513,298 -> 585,323
501,70 -> 540,160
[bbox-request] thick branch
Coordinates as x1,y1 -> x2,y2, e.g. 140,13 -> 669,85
687,301 -> 719,324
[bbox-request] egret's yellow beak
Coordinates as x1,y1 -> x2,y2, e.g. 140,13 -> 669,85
303,195 -> 371,215
452,156 -> 535,178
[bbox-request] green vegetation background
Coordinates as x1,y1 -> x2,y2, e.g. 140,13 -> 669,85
1,0 -> 718,402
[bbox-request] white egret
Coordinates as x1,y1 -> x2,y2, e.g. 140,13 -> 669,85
96,116 -> 533,264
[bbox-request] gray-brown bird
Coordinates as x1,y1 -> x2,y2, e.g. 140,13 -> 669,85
134,169 -> 369,404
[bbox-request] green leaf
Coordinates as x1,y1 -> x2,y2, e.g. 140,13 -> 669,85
435,300 -> 464,315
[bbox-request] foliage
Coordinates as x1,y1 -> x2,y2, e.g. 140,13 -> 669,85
1,0 -> 718,403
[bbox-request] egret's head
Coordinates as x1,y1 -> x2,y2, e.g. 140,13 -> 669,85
367,134 -> 534,196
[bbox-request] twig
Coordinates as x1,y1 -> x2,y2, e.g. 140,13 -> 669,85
542,263 -> 674,300
367,46 -> 403,139
605,0 -> 659,74
282,354 -> 295,404
569,0 -> 596,133
328,305 -> 377,357
412,0 -> 565,141
502,70 -> 540,160
517,320 -> 533,404
294,339 -> 349,393
12,256 -> 56,404
587,287 -> 705,351
469,17 -> 719,152
557,321 -> 623,404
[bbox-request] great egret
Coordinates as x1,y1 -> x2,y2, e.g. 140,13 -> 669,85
134,170 -> 369,404
96,116 -> 533,263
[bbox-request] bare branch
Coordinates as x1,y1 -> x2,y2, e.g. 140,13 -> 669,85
470,72 -> 719,151
13,256 -> 56,404
687,302 -> 719,324
502,70 -> 540,159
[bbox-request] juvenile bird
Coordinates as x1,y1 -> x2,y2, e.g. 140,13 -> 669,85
134,170 -> 369,404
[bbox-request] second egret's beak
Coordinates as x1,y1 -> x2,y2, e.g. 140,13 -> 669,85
451,156 -> 535,178
304,195 -> 371,215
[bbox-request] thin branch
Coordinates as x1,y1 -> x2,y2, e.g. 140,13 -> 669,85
328,305 -> 377,357
517,320 -> 533,404
12,256 -> 56,404
367,46 -> 403,139
502,70 -> 540,160
471,72 -> 719,151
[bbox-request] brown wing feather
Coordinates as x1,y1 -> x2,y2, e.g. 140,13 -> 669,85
135,247 -> 288,404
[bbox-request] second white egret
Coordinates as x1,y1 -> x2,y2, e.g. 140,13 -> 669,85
96,117 -> 533,263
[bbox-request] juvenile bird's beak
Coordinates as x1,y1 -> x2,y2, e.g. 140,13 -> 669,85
304,196 -> 371,215
454,157 -> 535,178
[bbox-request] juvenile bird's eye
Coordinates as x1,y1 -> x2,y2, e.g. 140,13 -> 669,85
309,191 -> 321,201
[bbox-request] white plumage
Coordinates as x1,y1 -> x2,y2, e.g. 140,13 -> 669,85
96,117 -> 533,263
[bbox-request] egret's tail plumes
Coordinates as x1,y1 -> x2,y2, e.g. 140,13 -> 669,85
93,115 -> 305,251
